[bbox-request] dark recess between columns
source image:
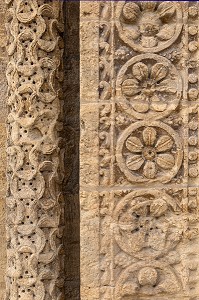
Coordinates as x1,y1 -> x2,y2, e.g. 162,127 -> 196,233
63,2 -> 80,300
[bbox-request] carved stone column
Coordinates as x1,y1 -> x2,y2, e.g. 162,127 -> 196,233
5,1 -> 64,299
81,2 -> 199,300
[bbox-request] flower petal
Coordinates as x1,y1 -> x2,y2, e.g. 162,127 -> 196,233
140,2 -> 157,11
155,135 -> 173,152
143,161 -> 156,179
141,36 -> 158,48
151,63 -> 168,83
155,79 -> 177,94
142,127 -> 157,146
132,62 -> 148,82
156,24 -> 176,41
126,136 -> 143,152
156,153 -> 175,170
150,93 -> 161,103
157,2 -> 176,20
123,2 -> 140,22
122,78 -> 140,97
150,94 -> 167,112
126,154 -> 144,171
132,99 -> 150,113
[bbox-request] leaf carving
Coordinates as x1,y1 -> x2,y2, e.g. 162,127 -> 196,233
157,24 -> 176,41
151,63 -> 168,83
155,135 -> 173,152
126,136 -> 143,152
143,161 -> 156,179
142,127 -> 157,146
156,154 -> 175,169
157,2 -> 176,19
122,3 -> 140,22
126,154 -> 144,171
132,62 -> 148,82
122,78 -> 139,96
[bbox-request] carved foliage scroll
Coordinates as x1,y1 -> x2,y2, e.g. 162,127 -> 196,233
5,1 -> 64,299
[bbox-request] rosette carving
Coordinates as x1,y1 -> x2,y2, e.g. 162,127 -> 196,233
115,1 -> 183,53
116,122 -> 183,183
116,54 -> 182,120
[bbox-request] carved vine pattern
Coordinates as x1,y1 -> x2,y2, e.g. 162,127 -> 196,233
99,2 -> 112,101
5,1 -> 64,299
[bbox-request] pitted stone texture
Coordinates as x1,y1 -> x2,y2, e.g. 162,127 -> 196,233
5,1 -> 65,299
81,2 -> 199,300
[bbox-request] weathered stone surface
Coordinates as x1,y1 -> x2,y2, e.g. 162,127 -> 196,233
5,1 -> 65,299
80,2 -> 199,300
0,1 -> 8,299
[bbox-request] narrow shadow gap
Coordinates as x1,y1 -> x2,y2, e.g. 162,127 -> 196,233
63,2 -> 80,299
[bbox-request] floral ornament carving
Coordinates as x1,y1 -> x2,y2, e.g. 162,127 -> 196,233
123,62 -> 175,113
113,190 -> 186,260
116,54 -> 182,120
115,1 -> 183,53
5,1 -> 64,300
115,261 -> 181,299
116,121 -> 183,183
126,127 -> 175,179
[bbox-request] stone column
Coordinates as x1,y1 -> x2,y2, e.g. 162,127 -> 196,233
81,2 -> 199,300
5,1 -> 64,299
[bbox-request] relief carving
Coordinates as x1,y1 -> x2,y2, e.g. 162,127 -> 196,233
99,2 -> 112,101
116,54 -> 182,120
79,2 -> 199,300
5,1 -> 64,299
99,189 -> 199,300
113,190 -> 183,259
115,262 -> 181,299
115,1 -> 183,53
116,122 -> 183,183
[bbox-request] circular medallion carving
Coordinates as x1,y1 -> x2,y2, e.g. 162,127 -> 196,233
116,121 -> 183,183
116,54 -> 182,120
113,190 -> 183,260
115,2 -> 183,53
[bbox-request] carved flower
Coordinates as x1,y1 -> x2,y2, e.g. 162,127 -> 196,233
122,2 -> 176,48
122,62 -> 177,113
125,127 -> 175,179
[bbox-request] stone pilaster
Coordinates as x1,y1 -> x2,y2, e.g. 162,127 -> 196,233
5,1 -> 64,299
80,2 -> 199,300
